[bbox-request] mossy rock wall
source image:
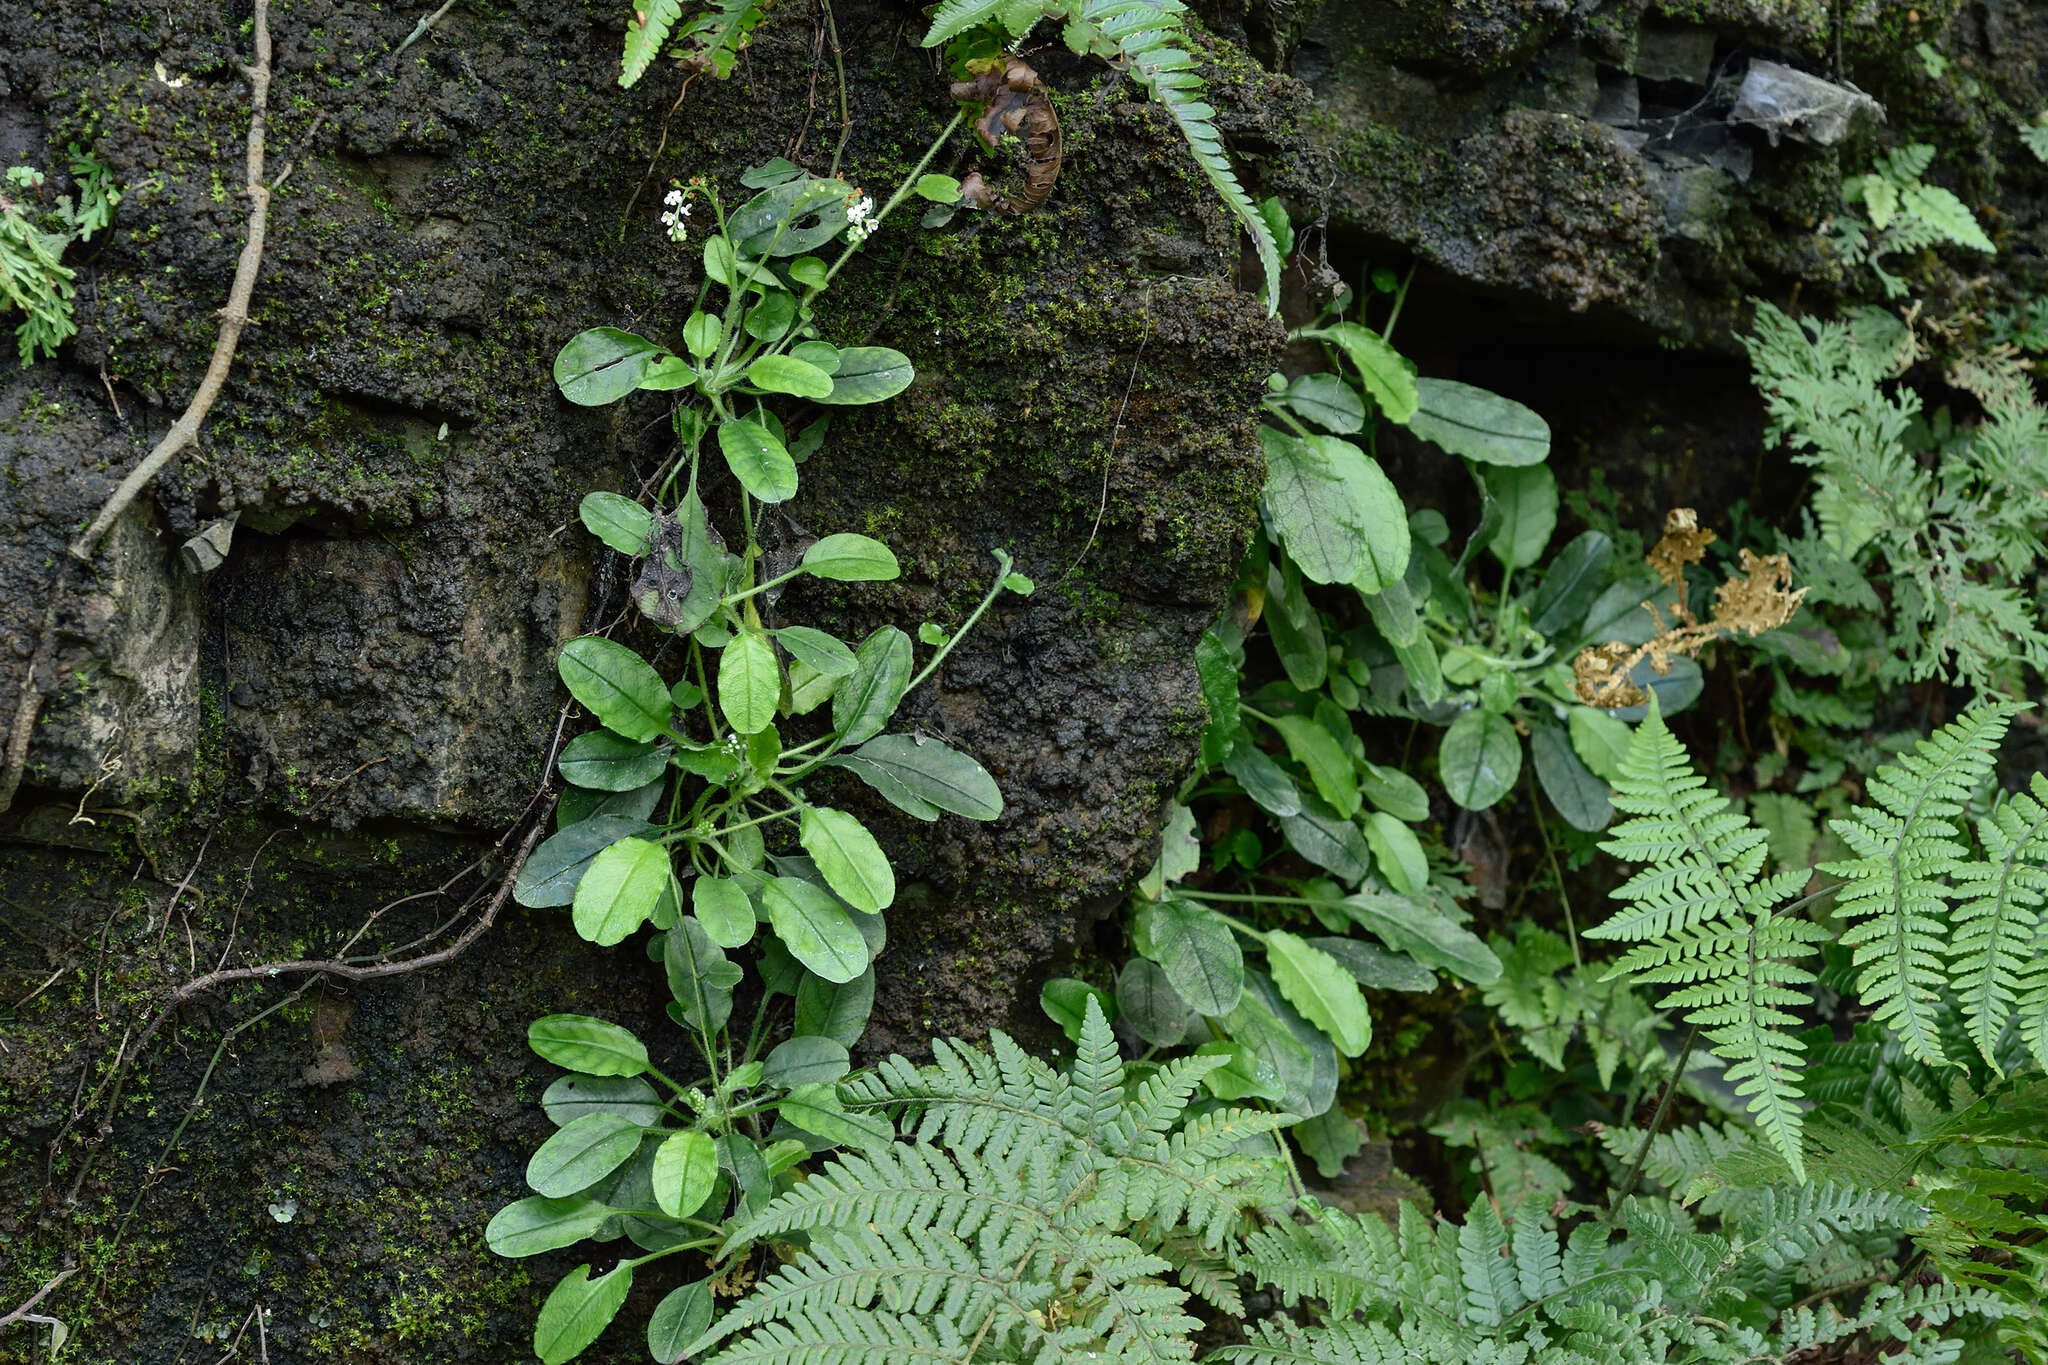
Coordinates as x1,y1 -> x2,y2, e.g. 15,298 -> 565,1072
6,0 -> 2048,1360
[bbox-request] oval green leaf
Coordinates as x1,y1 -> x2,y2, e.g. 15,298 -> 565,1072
717,629 -> 781,735
652,1130 -> 718,1219
1362,811 -> 1428,896
1136,898 -> 1243,1017
535,1263 -> 633,1365
717,417 -> 798,503
516,816 -> 652,908
1408,377 -> 1551,466
559,638 -> 672,743
746,355 -> 834,399
799,805 -> 895,913
820,347 -> 914,405
829,734 -> 1002,820
558,730 -> 669,793
527,1114 -> 645,1198
1269,714 -> 1360,820
579,492 -> 655,556
801,533 -> 901,582
1483,464 -> 1558,571
1264,929 -> 1372,1057
1116,957 -> 1192,1048
692,875 -> 756,949
831,627 -> 912,746
773,625 -> 857,678
761,1035 -> 851,1087
572,837 -> 672,946
542,1074 -> 664,1128
486,1195 -> 614,1258
647,1280 -> 715,1365
1530,720 -> 1612,832
1300,323 -> 1417,423
1439,708 -> 1521,811
554,327 -> 664,407
761,875 -> 869,983
528,1014 -> 649,1076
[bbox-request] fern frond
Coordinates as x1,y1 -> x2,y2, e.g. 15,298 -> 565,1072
921,0 -> 1038,46
1590,702 -> 1773,943
1594,705 -> 1824,1179
1951,771 -> 2048,1069
1212,1319 -> 1408,1365
1821,702 -> 2023,1067
621,0 -> 684,87
701,997 -> 1278,1364
1729,1181 -> 1927,1271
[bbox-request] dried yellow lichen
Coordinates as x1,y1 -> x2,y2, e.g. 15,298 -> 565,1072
1573,510 -> 1808,708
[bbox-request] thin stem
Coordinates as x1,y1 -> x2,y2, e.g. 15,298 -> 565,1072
813,111 -> 965,295
1607,1024 -> 1699,1217
822,0 -> 852,179
903,550 -> 1017,695
1527,767 -> 1582,968
1378,262 -> 1418,347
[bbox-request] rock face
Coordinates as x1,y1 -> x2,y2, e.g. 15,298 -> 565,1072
3,0 -> 2045,1359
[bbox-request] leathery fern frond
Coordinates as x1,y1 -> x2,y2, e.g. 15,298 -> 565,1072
1821,701 -> 2023,1068
1951,770 -> 2048,1070
691,998 -> 1287,1364
920,0 -> 1283,312
1590,700 -> 1826,1180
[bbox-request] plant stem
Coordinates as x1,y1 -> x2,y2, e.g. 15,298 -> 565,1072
904,549 -> 1016,695
1526,767 -> 1582,968
815,111 -> 965,295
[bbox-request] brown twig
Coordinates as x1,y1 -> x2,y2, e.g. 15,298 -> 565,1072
69,0 -> 275,563
3,0 -> 278,816
0,1266 -> 77,1338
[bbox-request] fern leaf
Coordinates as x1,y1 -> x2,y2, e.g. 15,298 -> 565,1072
1213,1319 -> 1407,1364
1821,702 -> 2022,1067
1593,703 -> 1825,1180
920,0 -> 1031,47
1951,771 -> 2048,1069
1898,183 -> 1995,254
622,0 -> 684,87
1457,1198 -> 1525,1327
1729,1180 -> 1927,1271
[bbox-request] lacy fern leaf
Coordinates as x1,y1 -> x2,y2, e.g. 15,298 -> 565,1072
692,998 -> 1290,1364
1590,700 -> 1825,1179
1951,770 -> 2048,1069
1821,702 -> 2023,1068
620,0 -> 769,87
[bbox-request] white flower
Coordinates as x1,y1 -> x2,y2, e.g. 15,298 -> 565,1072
844,193 -> 877,246
658,191 -> 692,244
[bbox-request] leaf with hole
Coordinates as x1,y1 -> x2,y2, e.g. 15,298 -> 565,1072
542,1075 -> 664,1128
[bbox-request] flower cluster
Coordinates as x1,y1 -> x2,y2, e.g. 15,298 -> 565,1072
844,191 -> 877,247
660,185 -> 692,244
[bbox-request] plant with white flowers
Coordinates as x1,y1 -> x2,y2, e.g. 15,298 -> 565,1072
494,124 -> 1031,1365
